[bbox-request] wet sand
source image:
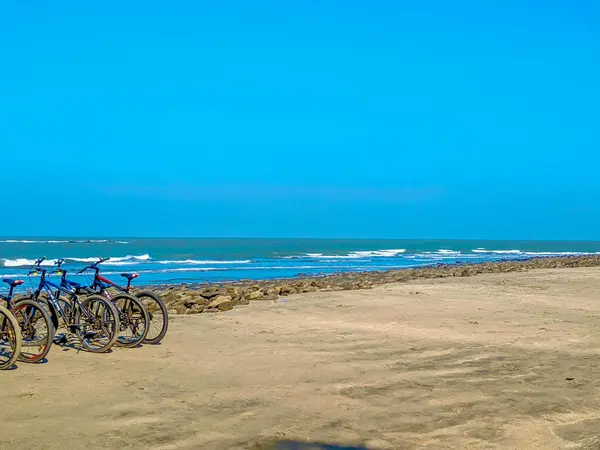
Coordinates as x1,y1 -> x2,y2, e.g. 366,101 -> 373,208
2,267 -> 600,449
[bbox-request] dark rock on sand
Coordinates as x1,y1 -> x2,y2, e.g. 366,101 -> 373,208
199,286 -> 221,299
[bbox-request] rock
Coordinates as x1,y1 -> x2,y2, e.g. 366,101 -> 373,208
225,286 -> 243,302
234,296 -> 250,305
300,285 -> 318,293
279,285 -> 293,295
199,286 -> 220,299
198,297 -> 211,307
170,295 -> 196,308
147,255 -> 600,315
208,295 -> 233,311
167,309 -> 178,316
266,287 -> 280,296
245,290 -> 264,301
162,293 -> 178,305
188,304 -> 206,314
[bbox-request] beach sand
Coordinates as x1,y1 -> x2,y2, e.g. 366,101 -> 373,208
2,267 -> 600,449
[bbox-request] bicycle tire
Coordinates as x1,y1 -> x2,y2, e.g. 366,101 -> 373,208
111,293 -> 150,348
135,290 -> 169,344
12,298 -> 54,363
0,304 -> 22,370
73,295 -> 119,353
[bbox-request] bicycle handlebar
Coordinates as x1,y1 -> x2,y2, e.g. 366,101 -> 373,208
49,259 -> 66,275
77,257 -> 110,274
28,256 -> 47,275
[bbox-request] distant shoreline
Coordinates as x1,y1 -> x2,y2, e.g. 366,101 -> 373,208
147,254 -> 600,315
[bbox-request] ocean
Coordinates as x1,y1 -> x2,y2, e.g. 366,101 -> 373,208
1,238 -> 599,287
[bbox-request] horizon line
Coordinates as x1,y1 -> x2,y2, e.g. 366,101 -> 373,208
1,236 -> 599,243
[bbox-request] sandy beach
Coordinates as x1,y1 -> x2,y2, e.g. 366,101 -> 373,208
2,267 -> 600,449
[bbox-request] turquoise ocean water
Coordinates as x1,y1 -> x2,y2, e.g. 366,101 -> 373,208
1,238 -> 599,287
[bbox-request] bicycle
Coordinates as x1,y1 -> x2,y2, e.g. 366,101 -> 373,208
54,259 -> 150,348
24,257 -> 120,353
0,278 -> 53,363
0,303 -> 21,370
78,257 -> 169,344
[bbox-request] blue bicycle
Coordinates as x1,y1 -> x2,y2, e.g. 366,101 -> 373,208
24,257 -> 120,353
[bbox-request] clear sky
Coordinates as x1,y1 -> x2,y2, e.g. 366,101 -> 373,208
1,1 -> 599,239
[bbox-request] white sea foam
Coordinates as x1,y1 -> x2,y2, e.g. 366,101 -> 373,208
472,249 -> 522,254
69,254 -> 151,264
304,249 -> 406,259
1,258 -> 55,267
100,254 -> 151,265
1,254 -> 151,268
409,253 -> 480,260
69,239 -> 129,244
156,259 -> 251,265
522,251 -> 600,256
351,249 -> 406,257
68,257 -> 105,263
100,264 -> 418,275
471,249 -> 600,257
144,267 -> 219,273
0,240 -> 66,244
0,239 -> 129,244
124,254 -> 150,261
0,272 -> 28,278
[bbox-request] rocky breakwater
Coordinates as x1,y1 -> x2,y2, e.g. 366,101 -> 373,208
144,255 -> 600,315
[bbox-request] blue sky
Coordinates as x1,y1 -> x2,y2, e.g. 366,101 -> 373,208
1,1 -> 599,239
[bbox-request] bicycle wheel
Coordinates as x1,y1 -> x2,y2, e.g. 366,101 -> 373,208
111,293 -> 150,348
136,290 -> 169,344
73,295 -> 119,353
0,305 -> 22,370
12,298 -> 54,363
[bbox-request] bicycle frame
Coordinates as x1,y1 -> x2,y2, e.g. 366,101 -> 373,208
32,270 -> 93,324
59,271 -> 96,296
92,274 -> 130,297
